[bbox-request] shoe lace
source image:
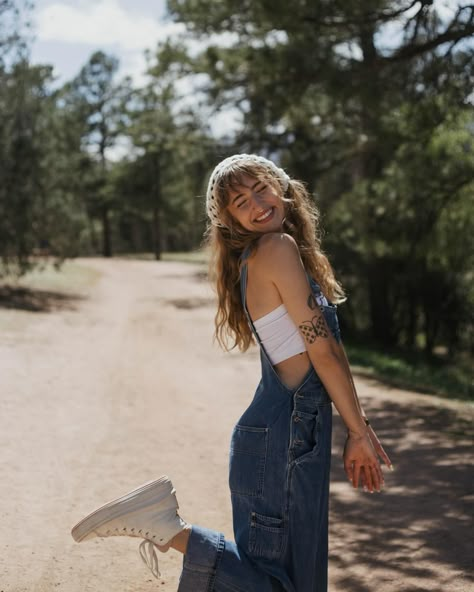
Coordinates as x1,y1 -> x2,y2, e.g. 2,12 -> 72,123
139,540 -> 161,578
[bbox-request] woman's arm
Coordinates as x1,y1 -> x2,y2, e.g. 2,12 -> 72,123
335,340 -> 393,472
333,341 -> 366,421
257,233 -> 386,491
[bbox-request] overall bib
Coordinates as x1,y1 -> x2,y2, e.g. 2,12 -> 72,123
178,254 -> 341,592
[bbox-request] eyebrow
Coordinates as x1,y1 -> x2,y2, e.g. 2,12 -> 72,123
231,180 -> 262,204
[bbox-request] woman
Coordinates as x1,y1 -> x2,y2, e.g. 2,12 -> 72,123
71,154 -> 392,591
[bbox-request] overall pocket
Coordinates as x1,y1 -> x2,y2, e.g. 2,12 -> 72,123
229,425 -> 268,497
289,409 -> 320,463
248,512 -> 285,560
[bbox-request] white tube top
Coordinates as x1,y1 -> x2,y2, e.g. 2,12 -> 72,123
253,292 -> 329,365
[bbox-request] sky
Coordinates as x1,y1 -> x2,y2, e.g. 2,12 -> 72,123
30,0 -> 185,86
30,0 -> 463,88
29,0 -> 240,142
28,0 -> 465,147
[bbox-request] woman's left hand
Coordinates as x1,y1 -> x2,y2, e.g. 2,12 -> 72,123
347,426 -> 393,493
343,431 -> 384,492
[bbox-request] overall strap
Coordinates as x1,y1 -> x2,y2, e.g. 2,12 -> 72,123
239,248 -> 265,348
305,271 -> 320,294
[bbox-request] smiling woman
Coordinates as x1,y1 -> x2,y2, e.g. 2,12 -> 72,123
71,153 -> 392,592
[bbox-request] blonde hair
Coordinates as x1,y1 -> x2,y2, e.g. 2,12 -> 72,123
203,159 -> 345,351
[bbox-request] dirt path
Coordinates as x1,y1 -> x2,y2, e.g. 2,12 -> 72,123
1,259 -> 472,592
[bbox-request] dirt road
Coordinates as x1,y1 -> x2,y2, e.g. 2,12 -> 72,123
1,258 -> 472,592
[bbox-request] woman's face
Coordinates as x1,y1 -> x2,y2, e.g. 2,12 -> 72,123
225,173 -> 286,233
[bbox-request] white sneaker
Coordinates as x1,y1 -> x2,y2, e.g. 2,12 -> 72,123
71,475 -> 186,577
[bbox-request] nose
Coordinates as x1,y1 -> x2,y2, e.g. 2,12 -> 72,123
250,191 -> 265,210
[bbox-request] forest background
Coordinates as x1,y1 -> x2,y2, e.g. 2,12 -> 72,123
1,0 -> 473,398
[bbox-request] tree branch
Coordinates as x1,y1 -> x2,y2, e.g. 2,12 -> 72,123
384,6 -> 474,62
302,1 -> 422,28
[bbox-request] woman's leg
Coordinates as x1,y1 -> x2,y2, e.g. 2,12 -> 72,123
178,525 -> 284,592
71,477 -> 286,591
168,526 -> 191,554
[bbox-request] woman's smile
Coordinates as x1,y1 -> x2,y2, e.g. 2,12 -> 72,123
254,207 -> 275,224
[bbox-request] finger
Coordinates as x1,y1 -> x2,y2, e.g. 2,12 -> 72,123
352,462 -> 361,489
343,456 -> 353,483
376,461 -> 385,489
360,470 -> 368,492
363,465 -> 374,492
370,464 -> 382,492
375,443 -> 393,469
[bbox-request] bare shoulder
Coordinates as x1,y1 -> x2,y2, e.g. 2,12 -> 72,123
255,232 -> 298,257
253,233 -> 302,276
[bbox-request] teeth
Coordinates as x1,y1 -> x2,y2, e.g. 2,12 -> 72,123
256,208 -> 272,222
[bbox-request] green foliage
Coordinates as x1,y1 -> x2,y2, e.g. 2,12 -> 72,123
345,340 -> 473,401
0,60 -> 88,275
165,0 -> 474,355
62,51 -> 134,257
110,41 -> 218,257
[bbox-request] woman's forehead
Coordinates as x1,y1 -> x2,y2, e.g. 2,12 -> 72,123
225,172 -> 259,194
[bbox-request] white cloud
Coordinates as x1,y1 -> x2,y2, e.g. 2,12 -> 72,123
35,0 -> 183,51
32,0 -> 186,85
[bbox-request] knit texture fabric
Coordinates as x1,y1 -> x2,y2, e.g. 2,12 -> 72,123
206,154 -> 290,226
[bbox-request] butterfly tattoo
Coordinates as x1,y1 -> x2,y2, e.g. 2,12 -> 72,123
299,314 -> 329,344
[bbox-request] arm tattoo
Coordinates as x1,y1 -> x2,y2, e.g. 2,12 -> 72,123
299,313 -> 329,344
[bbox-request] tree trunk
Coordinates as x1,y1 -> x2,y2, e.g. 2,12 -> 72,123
357,23 -> 398,346
99,143 -> 112,258
367,261 -> 396,346
86,211 -> 99,254
101,205 -> 112,258
152,155 -> 162,260
406,299 -> 417,348
152,206 -> 162,260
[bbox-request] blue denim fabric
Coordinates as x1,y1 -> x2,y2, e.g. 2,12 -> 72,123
178,255 -> 341,592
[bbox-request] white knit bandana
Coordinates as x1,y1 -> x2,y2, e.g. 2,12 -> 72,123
206,154 -> 290,227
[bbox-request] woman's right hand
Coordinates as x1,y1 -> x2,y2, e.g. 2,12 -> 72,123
343,431 -> 384,493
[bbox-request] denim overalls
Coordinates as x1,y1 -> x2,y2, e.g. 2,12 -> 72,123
178,252 -> 341,592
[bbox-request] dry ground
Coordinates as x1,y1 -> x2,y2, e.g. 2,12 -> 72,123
0,258 -> 472,592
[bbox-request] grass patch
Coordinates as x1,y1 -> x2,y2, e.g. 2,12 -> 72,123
162,250 -> 209,265
345,340 -> 473,402
117,250 -> 210,265
1,260 -> 101,295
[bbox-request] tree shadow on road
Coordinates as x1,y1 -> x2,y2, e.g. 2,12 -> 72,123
329,394 -> 473,592
0,285 -> 83,312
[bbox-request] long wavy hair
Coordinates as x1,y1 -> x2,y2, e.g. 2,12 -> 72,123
203,160 -> 345,352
